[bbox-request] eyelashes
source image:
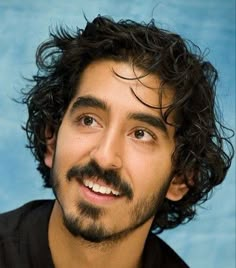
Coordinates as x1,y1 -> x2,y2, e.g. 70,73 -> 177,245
131,128 -> 157,143
74,114 -> 157,144
78,115 -> 100,127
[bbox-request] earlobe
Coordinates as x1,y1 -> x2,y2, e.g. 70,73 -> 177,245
166,176 -> 189,201
44,127 -> 56,168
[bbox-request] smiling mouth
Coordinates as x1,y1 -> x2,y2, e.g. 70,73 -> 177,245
82,179 -> 121,197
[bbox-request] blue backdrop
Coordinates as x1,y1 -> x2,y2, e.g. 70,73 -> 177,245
0,1 -> 235,267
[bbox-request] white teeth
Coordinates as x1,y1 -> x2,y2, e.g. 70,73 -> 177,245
84,180 -> 89,187
83,179 -> 120,196
111,189 -> 120,196
84,180 -> 90,187
105,188 -> 111,194
93,184 -> 100,192
99,186 -> 107,194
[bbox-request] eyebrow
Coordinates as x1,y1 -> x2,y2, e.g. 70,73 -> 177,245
128,113 -> 168,134
70,95 -> 168,134
70,96 -> 108,114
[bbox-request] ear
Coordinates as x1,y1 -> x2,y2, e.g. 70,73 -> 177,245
165,176 -> 189,201
44,126 -> 56,169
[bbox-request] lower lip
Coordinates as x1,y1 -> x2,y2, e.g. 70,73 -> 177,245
78,181 -> 121,205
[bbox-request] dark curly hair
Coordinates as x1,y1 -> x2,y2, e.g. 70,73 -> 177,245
21,15 -> 234,233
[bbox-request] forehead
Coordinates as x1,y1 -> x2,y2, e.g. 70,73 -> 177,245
65,60 -> 176,140
74,59 -> 173,110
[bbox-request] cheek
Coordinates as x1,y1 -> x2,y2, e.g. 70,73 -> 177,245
126,149 -> 173,196
54,132 -> 107,177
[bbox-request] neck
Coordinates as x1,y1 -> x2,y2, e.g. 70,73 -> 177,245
48,201 -> 153,268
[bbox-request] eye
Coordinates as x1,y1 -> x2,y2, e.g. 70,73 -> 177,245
132,128 -> 156,142
78,115 -> 100,128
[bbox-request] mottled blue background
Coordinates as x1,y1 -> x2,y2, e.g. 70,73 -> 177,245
0,0 -> 235,267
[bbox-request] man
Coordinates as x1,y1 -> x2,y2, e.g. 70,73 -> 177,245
0,15 -> 233,268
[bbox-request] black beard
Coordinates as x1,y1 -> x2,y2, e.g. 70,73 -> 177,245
51,159 -> 171,244
61,182 -> 170,244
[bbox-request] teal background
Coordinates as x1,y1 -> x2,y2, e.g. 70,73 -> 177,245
0,0 -> 235,267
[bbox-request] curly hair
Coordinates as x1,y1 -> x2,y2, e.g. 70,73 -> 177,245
21,15 -> 234,233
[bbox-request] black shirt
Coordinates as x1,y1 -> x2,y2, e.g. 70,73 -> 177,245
0,200 -> 189,268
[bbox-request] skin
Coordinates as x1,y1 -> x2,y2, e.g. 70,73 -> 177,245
45,60 -> 188,268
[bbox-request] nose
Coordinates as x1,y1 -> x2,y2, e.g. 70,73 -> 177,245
90,128 -> 123,170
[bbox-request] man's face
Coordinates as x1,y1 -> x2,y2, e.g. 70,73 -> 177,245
45,60 -> 178,243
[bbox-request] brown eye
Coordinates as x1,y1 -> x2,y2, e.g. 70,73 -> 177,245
77,115 -> 101,129
82,116 -> 94,126
131,128 -> 156,143
134,130 -> 145,139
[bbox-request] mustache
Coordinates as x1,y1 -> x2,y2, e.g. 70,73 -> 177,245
66,160 -> 133,200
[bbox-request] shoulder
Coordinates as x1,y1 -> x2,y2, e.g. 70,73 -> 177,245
143,232 -> 189,268
0,200 -> 54,238
0,199 -> 54,248
0,200 -> 54,267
